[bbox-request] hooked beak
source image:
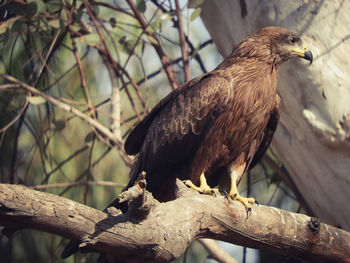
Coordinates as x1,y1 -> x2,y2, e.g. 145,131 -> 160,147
303,50 -> 313,65
292,46 -> 313,65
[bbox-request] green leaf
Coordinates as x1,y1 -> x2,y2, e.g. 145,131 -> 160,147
188,0 -> 205,9
48,19 -> 60,29
190,7 -> 201,21
136,0 -> 146,13
11,20 -> 23,32
150,19 -> 161,32
0,28 -> 10,46
147,35 -> 158,45
79,33 -> 100,46
0,17 -> 19,34
75,9 -> 84,22
27,96 -> 46,105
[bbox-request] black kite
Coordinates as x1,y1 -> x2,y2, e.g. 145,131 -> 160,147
124,26 -> 313,210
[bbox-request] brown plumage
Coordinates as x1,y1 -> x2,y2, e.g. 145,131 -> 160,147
124,27 -> 313,204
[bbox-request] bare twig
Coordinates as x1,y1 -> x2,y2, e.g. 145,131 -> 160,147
122,79 -> 142,121
175,0 -> 190,82
198,239 -> 239,263
29,180 -> 124,190
136,39 -> 212,86
59,148 -> 112,196
0,75 -> 132,167
263,154 -> 313,215
70,35 -> 96,117
126,0 -> 179,90
40,145 -> 89,185
34,29 -> 62,86
9,106 -> 27,184
0,100 -> 29,133
90,1 -> 134,17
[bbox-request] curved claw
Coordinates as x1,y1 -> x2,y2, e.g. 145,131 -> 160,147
219,189 -> 228,196
184,174 -> 221,197
228,191 -> 257,216
246,207 -> 252,219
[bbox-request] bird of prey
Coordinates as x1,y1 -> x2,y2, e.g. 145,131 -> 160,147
124,26 -> 313,211
61,27 -> 313,259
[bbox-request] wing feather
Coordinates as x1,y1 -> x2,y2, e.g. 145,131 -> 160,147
125,72 -> 233,188
249,95 -> 280,168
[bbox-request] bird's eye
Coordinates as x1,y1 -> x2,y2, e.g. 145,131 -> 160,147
289,36 -> 297,45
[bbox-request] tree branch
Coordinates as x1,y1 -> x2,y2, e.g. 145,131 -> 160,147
0,181 -> 349,263
126,0 -> 179,90
198,239 -> 239,263
175,0 -> 190,82
0,74 -> 132,167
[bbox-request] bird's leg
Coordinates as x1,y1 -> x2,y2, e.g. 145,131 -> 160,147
184,173 -> 220,197
228,165 -> 256,213
228,180 -> 256,212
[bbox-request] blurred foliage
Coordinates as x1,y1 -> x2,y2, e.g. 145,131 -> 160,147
0,1 -> 304,263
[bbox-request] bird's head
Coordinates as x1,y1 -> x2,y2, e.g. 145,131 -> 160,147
258,27 -> 313,65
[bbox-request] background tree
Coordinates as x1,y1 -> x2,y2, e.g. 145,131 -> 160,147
0,1 -> 348,263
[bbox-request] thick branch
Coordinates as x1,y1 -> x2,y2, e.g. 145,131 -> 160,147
0,182 -> 349,263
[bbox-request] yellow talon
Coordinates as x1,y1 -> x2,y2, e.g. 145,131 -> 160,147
184,173 -> 220,197
228,177 -> 256,213
230,192 -> 256,212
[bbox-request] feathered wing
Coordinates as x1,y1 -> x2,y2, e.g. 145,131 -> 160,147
249,95 -> 281,169
124,72 -> 233,199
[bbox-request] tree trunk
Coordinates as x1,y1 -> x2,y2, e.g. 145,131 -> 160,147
200,0 -> 350,230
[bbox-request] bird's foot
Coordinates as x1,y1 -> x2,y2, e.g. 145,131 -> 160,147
184,173 -> 220,197
228,191 -> 257,216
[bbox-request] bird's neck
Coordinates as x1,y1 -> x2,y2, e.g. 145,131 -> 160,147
217,55 -> 279,88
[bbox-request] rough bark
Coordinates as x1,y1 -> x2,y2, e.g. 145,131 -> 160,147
200,0 -> 350,230
0,182 -> 349,263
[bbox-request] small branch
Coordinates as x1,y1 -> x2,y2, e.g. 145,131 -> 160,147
40,145 -> 89,185
29,181 -> 124,190
59,148 -> 112,196
126,0 -> 179,90
33,28 -> 62,86
70,35 -> 96,118
263,154 -> 314,215
136,39 -> 212,86
0,75 -> 132,167
0,181 -> 349,263
10,106 -> 27,184
101,55 -> 122,140
0,100 -> 28,133
198,239 -> 239,263
175,0 -> 190,82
